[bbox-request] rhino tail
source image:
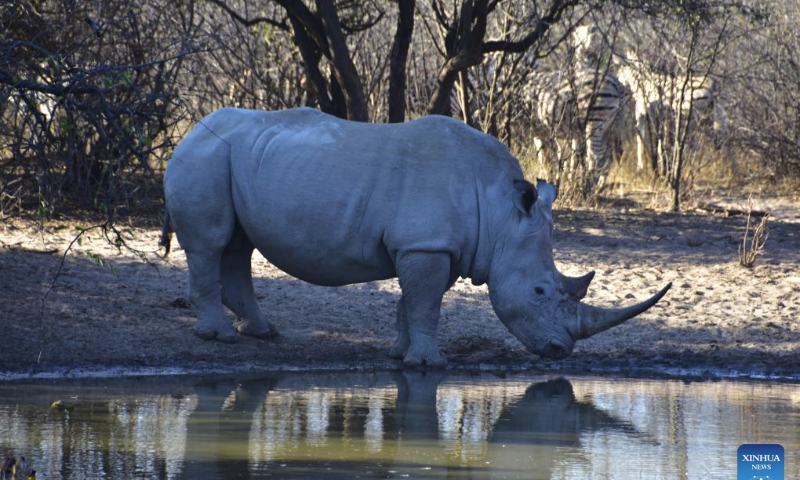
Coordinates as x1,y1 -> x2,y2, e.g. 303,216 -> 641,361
159,208 -> 172,257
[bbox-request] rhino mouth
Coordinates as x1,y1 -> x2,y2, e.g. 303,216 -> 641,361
504,318 -> 574,360
537,339 -> 573,359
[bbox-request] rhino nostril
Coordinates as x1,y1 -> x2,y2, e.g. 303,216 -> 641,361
535,287 -> 545,295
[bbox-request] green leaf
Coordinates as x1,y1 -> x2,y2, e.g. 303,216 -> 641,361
85,252 -> 118,277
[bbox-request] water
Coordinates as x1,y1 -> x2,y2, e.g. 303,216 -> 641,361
1,372 -> 798,479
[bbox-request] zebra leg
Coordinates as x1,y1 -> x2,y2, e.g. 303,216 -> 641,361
657,137 -> 667,177
637,136 -> 646,171
586,131 -> 608,190
569,138 -> 580,179
533,137 -> 546,171
552,139 -> 565,184
635,116 -> 647,171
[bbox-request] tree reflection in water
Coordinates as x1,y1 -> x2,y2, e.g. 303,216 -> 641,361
0,373 -> 796,479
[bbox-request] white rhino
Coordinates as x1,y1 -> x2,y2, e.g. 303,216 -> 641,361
162,107 -> 670,366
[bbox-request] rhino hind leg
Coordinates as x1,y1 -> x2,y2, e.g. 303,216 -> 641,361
186,249 -> 237,343
166,150 -> 237,342
394,251 -> 452,367
221,224 -> 277,339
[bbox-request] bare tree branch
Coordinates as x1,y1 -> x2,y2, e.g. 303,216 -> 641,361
482,0 -> 582,53
204,0 -> 290,30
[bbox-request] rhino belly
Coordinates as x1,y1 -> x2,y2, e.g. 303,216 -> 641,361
253,237 -> 397,287
233,178 -> 397,287
258,245 -> 396,287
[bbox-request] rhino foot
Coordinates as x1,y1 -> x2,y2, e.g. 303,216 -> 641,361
234,318 -> 278,339
388,336 -> 410,359
403,345 -> 447,368
193,323 -> 237,343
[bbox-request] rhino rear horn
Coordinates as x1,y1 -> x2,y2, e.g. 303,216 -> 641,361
578,283 -> 671,339
563,271 -> 594,300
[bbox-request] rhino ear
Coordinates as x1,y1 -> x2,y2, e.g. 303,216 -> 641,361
535,179 -> 557,210
512,179 -> 538,215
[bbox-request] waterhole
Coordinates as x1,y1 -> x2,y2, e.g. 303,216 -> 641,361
0,372 -> 797,479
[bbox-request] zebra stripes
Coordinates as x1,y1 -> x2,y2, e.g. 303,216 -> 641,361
524,24 -> 629,191
527,24 -> 729,189
530,69 -> 627,174
616,48 -> 729,172
525,29 -> 628,195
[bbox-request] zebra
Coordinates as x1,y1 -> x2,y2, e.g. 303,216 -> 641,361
530,69 -> 627,173
616,48 -> 729,173
573,24 -> 607,70
527,28 -> 629,190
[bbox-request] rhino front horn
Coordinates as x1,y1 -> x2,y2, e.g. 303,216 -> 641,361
578,283 -> 672,339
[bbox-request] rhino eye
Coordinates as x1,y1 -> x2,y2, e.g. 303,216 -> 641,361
535,287 -> 545,295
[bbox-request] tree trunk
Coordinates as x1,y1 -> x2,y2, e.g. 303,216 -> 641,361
388,0 -> 415,123
315,0 -> 369,121
457,69 -> 471,124
426,0 -> 488,116
427,62 -> 461,116
426,0 -> 577,117
329,73 -> 348,119
288,16 -> 335,115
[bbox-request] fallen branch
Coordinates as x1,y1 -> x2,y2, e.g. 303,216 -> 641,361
4,245 -> 59,255
694,202 -> 770,217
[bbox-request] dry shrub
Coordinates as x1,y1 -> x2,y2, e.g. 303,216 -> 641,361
738,207 -> 770,268
0,0 -> 202,218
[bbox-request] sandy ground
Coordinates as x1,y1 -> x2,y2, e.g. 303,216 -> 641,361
1,200 -> 798,380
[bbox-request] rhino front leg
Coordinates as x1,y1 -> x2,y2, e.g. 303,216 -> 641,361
395,251 -> 451,367
390,273 -> 457,360
221,226 -> 277,339
388,296 -> 409,359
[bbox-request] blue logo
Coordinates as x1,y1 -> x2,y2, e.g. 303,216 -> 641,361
738,444 -> 784,480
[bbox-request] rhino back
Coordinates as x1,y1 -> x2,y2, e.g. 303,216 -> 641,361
198,108 -> 521,286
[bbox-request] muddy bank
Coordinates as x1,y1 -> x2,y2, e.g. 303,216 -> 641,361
1,206 -> 798,380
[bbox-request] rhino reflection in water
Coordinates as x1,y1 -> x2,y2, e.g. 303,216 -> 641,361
163,107 -> 671,366
177,374 -> 642,480
485,378 -> 643,479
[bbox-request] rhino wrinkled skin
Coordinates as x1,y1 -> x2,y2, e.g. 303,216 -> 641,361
163,107 -> 670,366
